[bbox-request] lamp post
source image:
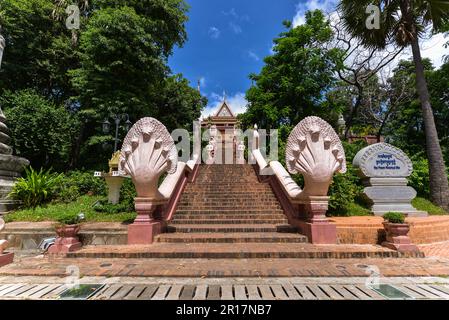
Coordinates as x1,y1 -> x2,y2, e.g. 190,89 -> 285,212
102,114 -> 132,152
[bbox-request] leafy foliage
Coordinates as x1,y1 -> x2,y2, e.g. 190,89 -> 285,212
0,0 -> 204,170
9,167 -> 62,208
3,195 -> 136,223
240,10 -> 342,130
1,90 -> 78,170
383,212 -> 406,224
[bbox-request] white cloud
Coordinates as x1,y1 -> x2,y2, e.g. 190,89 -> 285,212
208,26 -> 221,39
201,92 -> 248,118
229,22 -> 242,34
418,32 -> 448,69
292,0 -> 338,27
222,8 -> 238,19
199,77 -> 206,88
248,50 -> 260,61
269,43 -> 276,55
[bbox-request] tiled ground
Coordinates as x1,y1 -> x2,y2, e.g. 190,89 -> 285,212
0,276 -> 449,300
418,241 -> 449,259
2,255 -> 449,278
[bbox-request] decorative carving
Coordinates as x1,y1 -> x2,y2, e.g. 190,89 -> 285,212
119,117 -> 177,199
353,143 -> 413,178
353,143 -> 425,216
0,218 -> 7,254
286,116 -> 346,197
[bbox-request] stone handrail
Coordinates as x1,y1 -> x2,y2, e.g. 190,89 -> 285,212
251,116 -> 346,244
158,154 -> 200,222
120,117 -> 199,244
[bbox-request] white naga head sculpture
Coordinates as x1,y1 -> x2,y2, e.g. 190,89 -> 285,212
286,116 -> 346,197
0,218 -> 7,254
119,117 -> 177,199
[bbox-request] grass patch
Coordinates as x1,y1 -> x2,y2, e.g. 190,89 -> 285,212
412,197 -> 448,215
328,201 -> 372,217
4,195 -> 136,223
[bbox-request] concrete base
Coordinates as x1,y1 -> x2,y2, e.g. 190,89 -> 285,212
128,221 -> 162,245
373,210 -> 428,217
382,241 -> 420,253
295,220 -> 337,244
48,238 -> 82,253
0,252 -> 14,267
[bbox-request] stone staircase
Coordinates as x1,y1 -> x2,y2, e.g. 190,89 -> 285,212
65,164 -> 423,259
156,164 -> 307,245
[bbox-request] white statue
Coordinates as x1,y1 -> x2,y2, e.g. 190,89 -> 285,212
0,218 -> 8,254
119,117 -> 177,200
286,116 -> 347,197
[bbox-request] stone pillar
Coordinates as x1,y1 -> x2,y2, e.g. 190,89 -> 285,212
0,217 -> 13,267
284,116 -> 346,244
296,196 -> 337,244
0,32 -> 30,214
353,143 -> 427,217
128,198 -> 165,244
104,176 -> 125,205
119,117 -> 178,245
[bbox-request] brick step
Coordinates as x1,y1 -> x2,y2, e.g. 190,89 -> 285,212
176,205 -> 282,210
167,224 -> 296,233
186,188 -> 272,192
175,209 -> 285,215
170,219 -> 288,225
172,214 -> 288,219
181,193 -> 277,198
178,200 -> 281,206
67,243 -> 424,259
155,232 -> 308,243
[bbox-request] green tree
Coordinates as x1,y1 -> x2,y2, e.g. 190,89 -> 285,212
1,90 -> 78,170
240,10 -> 342,130
0,0 -> 76,103
339,0 -> 449,209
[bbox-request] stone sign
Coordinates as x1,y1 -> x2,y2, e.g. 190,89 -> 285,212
353,143 -> 412,178
353,143 -> 427,217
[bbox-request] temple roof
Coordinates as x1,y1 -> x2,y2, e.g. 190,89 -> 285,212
213,101 -> 236,118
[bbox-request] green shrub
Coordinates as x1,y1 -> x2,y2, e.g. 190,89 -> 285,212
383,212 -> 405,224
328,164 -> 363,212
93,199 -> 133,214
9,167 -> 63,208
409,157 -> 430,198
119,178 -> 137,211
55,171 -> 107,203
341,140 -> 368,162
55,211 -> 83,225
63,171 -> 107,196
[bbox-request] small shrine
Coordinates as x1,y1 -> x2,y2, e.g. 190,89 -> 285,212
201,96 -> 241,163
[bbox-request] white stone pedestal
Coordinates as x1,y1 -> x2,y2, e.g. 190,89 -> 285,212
104,176 -> 125,205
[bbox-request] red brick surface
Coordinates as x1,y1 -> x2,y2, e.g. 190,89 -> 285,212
1,256 -> 448,278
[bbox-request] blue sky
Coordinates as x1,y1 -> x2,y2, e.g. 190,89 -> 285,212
168,0 -> 448,118
168,0 -> 301,118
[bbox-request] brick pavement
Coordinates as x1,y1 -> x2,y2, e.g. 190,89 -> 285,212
1,255 -> 449,278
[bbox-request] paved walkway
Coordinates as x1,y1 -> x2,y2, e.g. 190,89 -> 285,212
0,276 -> 448,300
2,255 -> 449,278
418,241 -> 449,259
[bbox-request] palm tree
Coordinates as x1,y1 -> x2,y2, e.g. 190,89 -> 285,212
339,0 -> 449,210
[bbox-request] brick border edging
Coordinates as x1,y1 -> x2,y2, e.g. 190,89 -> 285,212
332,216 -> 449,245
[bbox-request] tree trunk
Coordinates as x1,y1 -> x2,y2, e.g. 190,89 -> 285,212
410,38 -> 449,210
344,86 -> 363,139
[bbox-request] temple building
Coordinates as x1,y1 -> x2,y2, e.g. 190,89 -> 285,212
201,97 -> 240,163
